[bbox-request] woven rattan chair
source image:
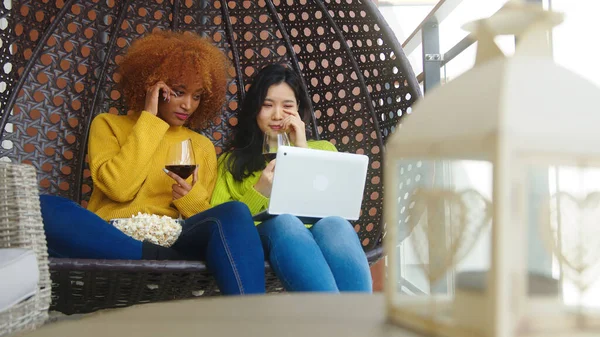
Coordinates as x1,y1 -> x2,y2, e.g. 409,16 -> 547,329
0,163 -> 51,336
0,0 -> 421,314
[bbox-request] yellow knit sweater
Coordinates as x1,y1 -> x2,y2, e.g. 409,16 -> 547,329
210,140 -> 337,216
87,111 -> 217,221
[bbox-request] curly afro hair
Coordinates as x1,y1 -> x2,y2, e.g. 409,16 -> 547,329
117,30 -> 229,128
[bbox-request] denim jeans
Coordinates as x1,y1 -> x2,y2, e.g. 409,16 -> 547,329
256,214 -> 372,292
40,195 -> 265,295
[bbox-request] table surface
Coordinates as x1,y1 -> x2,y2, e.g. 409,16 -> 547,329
22,293 -> 421,337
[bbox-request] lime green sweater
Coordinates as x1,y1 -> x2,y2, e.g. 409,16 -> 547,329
210,140 -> 337,216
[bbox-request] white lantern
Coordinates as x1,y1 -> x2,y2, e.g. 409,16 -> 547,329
384,2 -> 600,337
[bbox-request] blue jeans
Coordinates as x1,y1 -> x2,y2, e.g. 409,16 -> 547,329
257,214 -> 372,292
40,195 -> 265,295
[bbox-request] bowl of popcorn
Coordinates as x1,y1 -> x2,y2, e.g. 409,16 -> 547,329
110,213 -> 183,247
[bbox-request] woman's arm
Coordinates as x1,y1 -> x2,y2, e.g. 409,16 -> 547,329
237,184 -> 269,215
88,112 -> 169,203
211,155 -> 269,215
210,156 -> 234,206
212,141 -> 337,215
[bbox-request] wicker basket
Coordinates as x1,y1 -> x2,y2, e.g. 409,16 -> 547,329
0,163 -> 50,336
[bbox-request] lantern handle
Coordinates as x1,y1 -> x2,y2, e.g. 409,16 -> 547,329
462,0 -> 564,66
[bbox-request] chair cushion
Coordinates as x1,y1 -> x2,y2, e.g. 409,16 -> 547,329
0,248 -> 39,313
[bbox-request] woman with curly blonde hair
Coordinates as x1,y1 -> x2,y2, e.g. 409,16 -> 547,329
39,31 -> 265,295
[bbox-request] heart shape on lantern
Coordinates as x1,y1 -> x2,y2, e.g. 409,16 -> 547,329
541,191 -> 600,292
407,188 -> 492,285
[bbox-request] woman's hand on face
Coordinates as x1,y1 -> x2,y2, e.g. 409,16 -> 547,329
282,112 -> 308,148
254,159 -> 276,197
164,167 -> 198,200
145,81 -> 178,116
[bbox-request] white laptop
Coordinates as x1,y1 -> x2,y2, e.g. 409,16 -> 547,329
252,145 -> 369,222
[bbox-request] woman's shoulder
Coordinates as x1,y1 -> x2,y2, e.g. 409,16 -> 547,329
217,150 -> 230,161
216,151 -> 232,169
307,140 -> 337,152
90,113 -> 137,135
92,112 -> 134,125
214,151 -> 258,180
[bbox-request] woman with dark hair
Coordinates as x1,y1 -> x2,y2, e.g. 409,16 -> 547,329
211,64 -> 372,292
39,31 -> 265,295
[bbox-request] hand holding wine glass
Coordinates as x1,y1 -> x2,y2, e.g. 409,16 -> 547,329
164,139 -> 198,200
262,131 -> 290,162
254,131 -> 289,197
253,159 -> 277,198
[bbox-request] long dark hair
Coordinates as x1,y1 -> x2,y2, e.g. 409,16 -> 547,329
225,64 -> 312,182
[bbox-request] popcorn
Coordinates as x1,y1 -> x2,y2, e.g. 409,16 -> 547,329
112,212 -> 182,247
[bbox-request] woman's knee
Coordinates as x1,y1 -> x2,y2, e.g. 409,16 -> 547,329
40,194 -> 79,209
312,216 -> 355,237
212,201 -> 253,225
40,194 -> 86,219
273,213 -> 305,227
259,214 -> 309,240
311,216 -> 363,250
207,202 -> 261,243
215,201 -> 251,215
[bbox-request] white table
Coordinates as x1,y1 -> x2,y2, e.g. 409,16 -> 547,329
23,294 -> 420,337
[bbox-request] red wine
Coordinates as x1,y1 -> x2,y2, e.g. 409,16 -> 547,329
165,165 -> 197,179
263,153 -> 276,162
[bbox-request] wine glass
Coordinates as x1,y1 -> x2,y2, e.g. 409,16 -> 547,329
165,139 -> 197,179
262,131 -> 291,162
